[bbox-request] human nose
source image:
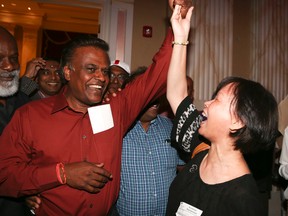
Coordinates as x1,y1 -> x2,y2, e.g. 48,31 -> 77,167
204,100 -> 212,108
51,71 -> 59,80
94,70 -> 106,82
1,57 -> 18,72
110,76 -> 119,84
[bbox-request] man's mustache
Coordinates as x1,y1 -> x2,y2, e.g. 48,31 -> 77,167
0,70 -> 20,78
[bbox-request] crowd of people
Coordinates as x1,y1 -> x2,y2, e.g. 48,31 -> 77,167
0,0 -> 285,215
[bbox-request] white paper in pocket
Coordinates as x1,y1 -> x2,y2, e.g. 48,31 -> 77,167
88,104 -> 114,134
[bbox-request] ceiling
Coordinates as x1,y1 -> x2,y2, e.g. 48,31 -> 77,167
0,0 -> 101,33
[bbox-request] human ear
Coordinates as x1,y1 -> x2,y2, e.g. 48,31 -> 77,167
63,66 -> 71,81
230,119 -> 244,131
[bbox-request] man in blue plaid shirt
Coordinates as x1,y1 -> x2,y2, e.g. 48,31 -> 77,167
115,98 -> 185,216
103,67 -> 185,216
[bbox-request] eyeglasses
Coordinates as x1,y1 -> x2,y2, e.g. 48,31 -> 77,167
110,73 -> 129,81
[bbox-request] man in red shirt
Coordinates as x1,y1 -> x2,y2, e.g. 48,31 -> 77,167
0,2 -> 193,215
0,28 -> 173,215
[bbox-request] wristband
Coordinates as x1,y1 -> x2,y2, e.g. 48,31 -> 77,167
56,163 -> 67,184
172,41 -> 189,46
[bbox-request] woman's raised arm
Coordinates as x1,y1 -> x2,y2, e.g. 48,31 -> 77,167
167,4 -> 193,114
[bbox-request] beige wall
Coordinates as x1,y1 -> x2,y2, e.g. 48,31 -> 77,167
186,0 -> 287,108
232,0 -> 251,79
130,0 -> 169,71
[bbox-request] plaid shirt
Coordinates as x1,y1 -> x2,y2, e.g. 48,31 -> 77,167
116,115 -> 185,216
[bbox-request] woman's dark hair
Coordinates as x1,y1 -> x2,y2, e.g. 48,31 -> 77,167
212,76 -> 278,154
60,35 -> 110,69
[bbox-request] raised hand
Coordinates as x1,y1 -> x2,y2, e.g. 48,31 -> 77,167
103,87 -> 122,103
24,57 -> 46,80
170,4 -> 193,42
169,0 -> 194,18
167,3 -> 193,115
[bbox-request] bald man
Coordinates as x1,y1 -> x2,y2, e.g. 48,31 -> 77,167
0,26 -> 30,215
0,26 -> 31,133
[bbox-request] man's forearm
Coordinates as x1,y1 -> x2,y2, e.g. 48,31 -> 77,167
20,76 -> 38,96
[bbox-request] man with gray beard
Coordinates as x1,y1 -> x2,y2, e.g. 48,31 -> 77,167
0,26 -> 30,215
0,26 -> 31,135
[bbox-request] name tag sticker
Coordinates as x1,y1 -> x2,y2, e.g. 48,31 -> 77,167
176,202 -> 203,216
88,104 -> 114,134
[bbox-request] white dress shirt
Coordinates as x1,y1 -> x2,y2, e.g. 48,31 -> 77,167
279,126 -> 288,198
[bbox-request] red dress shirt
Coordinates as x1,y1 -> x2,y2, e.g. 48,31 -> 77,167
0,29 -> 173,216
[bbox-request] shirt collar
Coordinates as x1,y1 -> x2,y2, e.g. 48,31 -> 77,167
51,86 -> 69,114
137,116 -> 159,126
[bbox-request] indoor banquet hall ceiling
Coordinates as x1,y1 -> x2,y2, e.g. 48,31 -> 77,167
0,0 -> 101,33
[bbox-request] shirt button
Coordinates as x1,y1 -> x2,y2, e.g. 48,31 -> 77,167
82,135 -> 87,139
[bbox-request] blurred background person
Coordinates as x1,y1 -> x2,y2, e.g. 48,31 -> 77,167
21,57 -> 63,100
0,25 -> 31,216
103,60 -> 130,101
110,67 -> 185,216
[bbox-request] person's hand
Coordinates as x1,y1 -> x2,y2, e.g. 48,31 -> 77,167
170,4 -> 193,42
24,58 -> 46,80
64,161 -> 113,193
169,0 -> 193,18
25,194 -> 41,211
103,88 -> 122,103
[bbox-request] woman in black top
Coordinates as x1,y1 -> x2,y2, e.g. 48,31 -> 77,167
166,4 -> 278,216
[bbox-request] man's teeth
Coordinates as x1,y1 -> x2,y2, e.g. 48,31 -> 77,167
47,82 -> 59,86
89,85 -> 102,89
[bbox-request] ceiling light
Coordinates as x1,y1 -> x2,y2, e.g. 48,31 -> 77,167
11,3 -> 16,6
28,7 -> 31,10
